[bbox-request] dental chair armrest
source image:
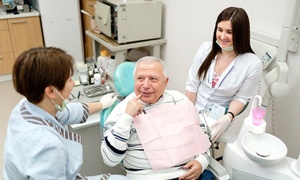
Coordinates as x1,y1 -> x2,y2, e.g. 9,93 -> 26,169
216,134 -> 237,143
208,157 -> 230,180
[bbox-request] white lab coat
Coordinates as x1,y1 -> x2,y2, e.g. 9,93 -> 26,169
3,99 -> 87,180
186,42 -> 262,112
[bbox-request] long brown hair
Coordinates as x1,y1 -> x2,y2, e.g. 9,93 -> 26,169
197,7 -> 254,80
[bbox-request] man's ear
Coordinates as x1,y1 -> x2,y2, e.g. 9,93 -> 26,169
165,77 -> 169,86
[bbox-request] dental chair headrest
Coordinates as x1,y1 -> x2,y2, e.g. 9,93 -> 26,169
100,62 -> 136,128
113,62 -> 136,97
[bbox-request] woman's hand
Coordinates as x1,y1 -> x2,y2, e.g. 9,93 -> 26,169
210,114 -> 231,143
100,93 -> 117,109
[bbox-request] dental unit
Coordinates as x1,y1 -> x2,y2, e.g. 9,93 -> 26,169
218,0 -> 300,179
222,95 -> 300,179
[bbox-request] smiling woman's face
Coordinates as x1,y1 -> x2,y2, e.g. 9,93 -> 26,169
216,20 -> 233,49
134,61 -> 168,104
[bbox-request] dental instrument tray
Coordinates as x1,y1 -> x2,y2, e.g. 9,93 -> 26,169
83,84 -> 114,98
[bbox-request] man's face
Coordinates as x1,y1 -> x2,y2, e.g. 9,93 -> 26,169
134,61 -> 168,104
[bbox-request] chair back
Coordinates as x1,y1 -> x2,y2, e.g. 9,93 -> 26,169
100,62 -> 136,128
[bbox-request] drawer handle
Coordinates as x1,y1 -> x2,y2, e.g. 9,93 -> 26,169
11,20 -> 26,24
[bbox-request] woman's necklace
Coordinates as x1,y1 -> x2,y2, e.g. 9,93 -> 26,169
216,62 -> 228,76
215,53 -> 237,75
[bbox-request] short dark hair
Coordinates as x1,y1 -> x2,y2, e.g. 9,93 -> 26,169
13,47 -> 74,103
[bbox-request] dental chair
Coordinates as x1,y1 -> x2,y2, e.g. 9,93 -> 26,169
100,62 -> 136,128
198,113 -> 230,180
100,62 -> 230,180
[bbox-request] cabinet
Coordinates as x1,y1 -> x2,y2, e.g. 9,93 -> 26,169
0,15 -> 43,75
80,0 -> 97,59
8,16 -> 43,59
0,19 -> 15,75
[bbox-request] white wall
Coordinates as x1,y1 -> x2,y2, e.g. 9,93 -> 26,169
160,0 -> 300,159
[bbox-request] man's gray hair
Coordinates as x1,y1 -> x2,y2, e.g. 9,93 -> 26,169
134,56 -> 168,77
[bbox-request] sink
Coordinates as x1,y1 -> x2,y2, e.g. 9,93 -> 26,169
242,133 -> 287,165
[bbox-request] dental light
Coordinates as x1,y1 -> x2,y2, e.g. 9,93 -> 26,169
258,0 -> 300,107
261,26 -> 291,107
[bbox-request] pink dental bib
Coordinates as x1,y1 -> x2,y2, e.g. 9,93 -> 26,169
134,99 -> 211,171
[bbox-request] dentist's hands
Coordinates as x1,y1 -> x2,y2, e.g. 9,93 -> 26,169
100,93 -> 117,109
210,114 -> 231,143
125,94 -> 144,118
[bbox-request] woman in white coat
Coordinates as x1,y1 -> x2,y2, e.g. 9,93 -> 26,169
185,7 -> 262,143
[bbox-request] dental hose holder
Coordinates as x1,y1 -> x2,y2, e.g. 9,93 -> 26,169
236,95 -> 266,150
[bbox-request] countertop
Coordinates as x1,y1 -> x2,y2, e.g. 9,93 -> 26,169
70,79 -> 116,130
0,8 -> 39,19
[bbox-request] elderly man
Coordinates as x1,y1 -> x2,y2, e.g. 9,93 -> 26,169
101,56 -> 214,180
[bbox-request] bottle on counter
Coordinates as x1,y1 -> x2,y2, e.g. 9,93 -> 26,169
101,76 -> 105,84
106,54 -> 115,80
94,68 -> 101,85
101,70 -> 108,80
86,57 -> 95,73
94,73 -> 101,85
97,49 -> 109,70
94,68 -> 99,74
88,70 -> 94,85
